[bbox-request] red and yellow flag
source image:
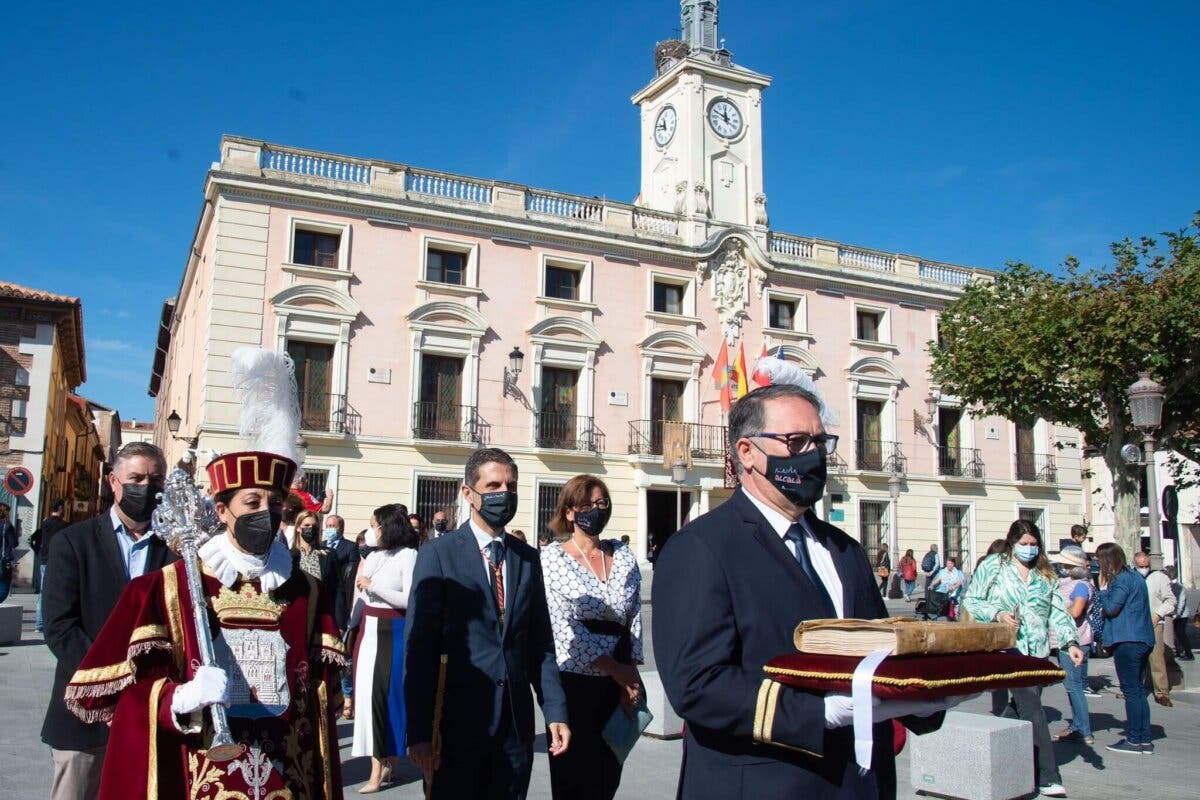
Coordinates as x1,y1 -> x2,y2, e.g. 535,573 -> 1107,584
752,342 -> 771,387
733,342 -> 750,400
712,339 -> 732,412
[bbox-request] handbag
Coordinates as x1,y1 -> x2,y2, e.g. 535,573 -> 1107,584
602,693 -> 654,763
876,566 -> 891,579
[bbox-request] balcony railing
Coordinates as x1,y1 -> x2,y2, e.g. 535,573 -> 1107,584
855,440 -> 907,473
534,412 -> 606,453
839,247 -> 896,273
769,232 -> 815,259
1016,452 -> 1057,483
938,446 -> 984,479
298,393 -> 361,435
627,420 -> 728,461
412,402 -> 491,445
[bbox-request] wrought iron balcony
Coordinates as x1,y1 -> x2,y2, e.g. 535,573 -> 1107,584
412,402 -> 491,445
627,419 -> 728,461
938,446 -> 984,479
534,412 -> 606,453
1016,452 -> 1057,483
298,393 -> 361,435
854,440 -> 907,474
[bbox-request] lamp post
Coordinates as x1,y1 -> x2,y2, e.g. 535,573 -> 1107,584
887,472 -> 903,599
503,346 -> 525,400
671,454 -> 688,533
1127,372 -> 1166,569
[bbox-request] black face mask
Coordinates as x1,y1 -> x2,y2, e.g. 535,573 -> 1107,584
474,490 -> 518,529
755,444 -> 827,509
298,527 -> 317,545
574,506 -> 612,536
232,509 -> 281,556
433,519 -> 448,533
119,483 -> 162,524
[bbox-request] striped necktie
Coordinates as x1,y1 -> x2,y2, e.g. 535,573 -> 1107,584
484,540 -> 505,620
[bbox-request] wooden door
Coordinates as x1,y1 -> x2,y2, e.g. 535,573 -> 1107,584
420,355 -> 463,439
1015,422 -> 1036,479
287,341 -> 333,430
650,378 -> 685,455
857,399 -> 883,469
540,367 -> 578,447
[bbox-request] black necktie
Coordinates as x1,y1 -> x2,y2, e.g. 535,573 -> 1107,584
785,523 -> 837,618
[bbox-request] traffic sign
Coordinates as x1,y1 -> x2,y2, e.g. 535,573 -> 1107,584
3,466 -> 34,497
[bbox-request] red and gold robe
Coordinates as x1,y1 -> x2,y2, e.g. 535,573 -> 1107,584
65,558 -> 346,800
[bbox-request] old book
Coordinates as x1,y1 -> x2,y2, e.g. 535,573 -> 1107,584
793,618 -> 1016,657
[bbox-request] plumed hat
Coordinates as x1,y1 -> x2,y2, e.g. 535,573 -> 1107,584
205,348 -> 302,496
751,355 -> 837,427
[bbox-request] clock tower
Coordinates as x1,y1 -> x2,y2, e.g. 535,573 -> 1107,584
633,1 -> 771,240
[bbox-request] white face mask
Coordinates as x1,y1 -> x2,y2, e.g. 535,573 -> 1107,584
1137,566 -> 1151,577
365,527 -> 380,548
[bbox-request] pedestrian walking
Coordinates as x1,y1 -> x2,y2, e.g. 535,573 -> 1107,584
40,442 -> 178,800
1134,551 -> 1177,706
350,504 -> 419,793
1166,566 -> 1194,660
30,500 -> 68,630
874,543 -> 891,594
1049,546 -> 1095,745
404,448 -> 569,800
921,543 -> 941,595
542,475 -> 643,800
899,548 -> 918,601
1096,542 -> 1157,755
0,502 -> 18,603
961,518 -> 1084,798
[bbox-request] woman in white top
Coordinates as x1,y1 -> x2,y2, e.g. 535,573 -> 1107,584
349,504 -> 419,793
540,475 -> 643,800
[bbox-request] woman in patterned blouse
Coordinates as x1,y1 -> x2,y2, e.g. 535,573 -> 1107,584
962,519 -> 1085,798
541,475 -> 643,800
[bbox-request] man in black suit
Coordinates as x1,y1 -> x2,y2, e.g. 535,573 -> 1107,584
40,442 -> 178,800
654,384 -> 945,799
405,447 -> 569,800
321,513 -> 359,631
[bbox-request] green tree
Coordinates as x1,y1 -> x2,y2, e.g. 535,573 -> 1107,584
930,214 -> 1200,554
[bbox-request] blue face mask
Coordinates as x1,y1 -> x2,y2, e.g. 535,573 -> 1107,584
1014,544 -> 1040,564
322,528 -> 339,545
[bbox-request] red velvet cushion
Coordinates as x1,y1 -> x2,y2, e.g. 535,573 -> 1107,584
764,651 -> 1064,701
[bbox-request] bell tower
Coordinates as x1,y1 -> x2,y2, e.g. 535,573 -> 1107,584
633,1 -> 771,240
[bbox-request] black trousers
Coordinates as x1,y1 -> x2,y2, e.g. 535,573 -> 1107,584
548,673 -> 623,800
1174,617 -> 1194,658
431,694 -> 533,800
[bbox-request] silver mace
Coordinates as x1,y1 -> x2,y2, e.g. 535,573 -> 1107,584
152,467 -> 243,762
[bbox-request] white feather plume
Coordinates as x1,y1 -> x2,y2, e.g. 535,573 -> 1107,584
752,355 -> 838,428
229,347 -> 303,467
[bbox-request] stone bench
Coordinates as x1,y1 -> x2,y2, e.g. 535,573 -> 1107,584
909,710 -> 1032,800
0,604 -> 22,645
638,668 -> 683,739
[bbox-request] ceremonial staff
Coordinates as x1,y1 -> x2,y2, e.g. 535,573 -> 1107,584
153,466 -> 243,762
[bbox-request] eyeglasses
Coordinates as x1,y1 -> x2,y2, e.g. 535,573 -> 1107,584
753,432 -> 839,455
574,499 -> 611,512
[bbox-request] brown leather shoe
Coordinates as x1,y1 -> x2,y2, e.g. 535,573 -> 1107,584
1155,695 -> 1173,707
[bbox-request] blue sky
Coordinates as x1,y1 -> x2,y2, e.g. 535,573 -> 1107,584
2,1 -> 1197,421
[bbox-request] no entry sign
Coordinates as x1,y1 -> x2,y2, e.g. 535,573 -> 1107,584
3,466 -> 34,497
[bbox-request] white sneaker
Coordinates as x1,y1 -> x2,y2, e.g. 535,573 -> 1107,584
1039,783 -> 1067,797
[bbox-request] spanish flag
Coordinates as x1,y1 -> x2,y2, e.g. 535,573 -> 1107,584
712,339 -> 733,413
733,342 -> 750,400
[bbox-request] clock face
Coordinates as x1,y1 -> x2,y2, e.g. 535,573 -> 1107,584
654,105 -> 677,147
707,98 -> 743,139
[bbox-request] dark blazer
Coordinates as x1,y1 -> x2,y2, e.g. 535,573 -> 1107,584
404,524 -> 567,756
328,537 -> 359,631
653,489 -> 940,800
40,511 -> 178,750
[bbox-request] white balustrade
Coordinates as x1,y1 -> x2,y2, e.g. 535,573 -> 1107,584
261,148 -> 370,184
633,209 -> 680,236
919,262 -> 972,286
838,246 -> 896,273
405,170 -> 492,204
526,191 -> 603,223
769,233 -> 814,259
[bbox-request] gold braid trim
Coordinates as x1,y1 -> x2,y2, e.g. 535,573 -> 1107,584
69,660 -> 134,686
147,677 -> 168,800
63,673 -> 134,723
319,633 -> 348,667
130,624 -> 169,645
753,679 -> 772,744
763,681 -> 782,742
162,565 -> 186,674
751,678 -> 820,758
317,680 -> 333,800
763,666 -> 1066,688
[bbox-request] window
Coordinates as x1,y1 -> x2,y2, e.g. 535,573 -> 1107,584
942,505 -> 970,569
1015,421 -> 1036,480
856,309 -> 882,341
14,368 -> 29,387
544,266 -> 581,300
300,468 -> 329,500
859,500 -> 889,565
856,399 -> 884,470
415,476 -> 460,530
1018,507 -> 1045,531
653,281 -> 684,315
537,367 -> 579,449
293,229 -> 340,268
416,355 -> 464,440
537,482 -> 567,546
427,248 -> 466,285
768,298 -> 796,330
287,341 -> 334,431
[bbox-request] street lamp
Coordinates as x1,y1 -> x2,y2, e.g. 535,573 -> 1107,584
503,346 -> 525,400
166,410 -> 182,436
1127,372 -> 1166,568
671,455 -> 688,532
887,473 -> 903,599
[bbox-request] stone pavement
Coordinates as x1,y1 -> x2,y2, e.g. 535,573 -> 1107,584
3,587 -> 1199,798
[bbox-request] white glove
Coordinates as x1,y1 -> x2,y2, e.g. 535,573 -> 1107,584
171,665 -> 231,716
823,693 -> 950,729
